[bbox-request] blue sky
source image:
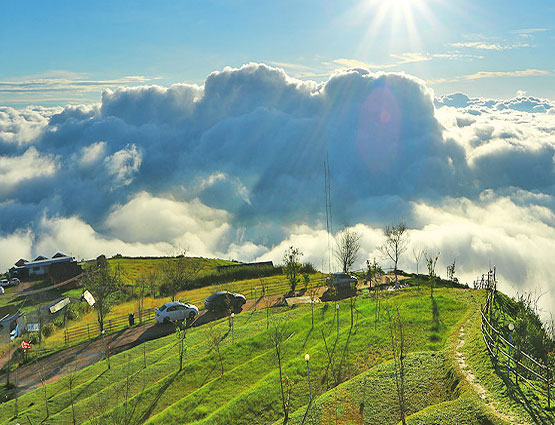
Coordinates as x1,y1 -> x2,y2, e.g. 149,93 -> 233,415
1,0 -> 554,106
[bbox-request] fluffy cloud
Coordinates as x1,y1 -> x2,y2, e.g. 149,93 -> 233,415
0,63 -> 553,316
0,147 -> 58,196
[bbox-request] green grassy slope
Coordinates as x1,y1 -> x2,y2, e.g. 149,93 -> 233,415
2,286 -> 545,425
106,257 -> 240,286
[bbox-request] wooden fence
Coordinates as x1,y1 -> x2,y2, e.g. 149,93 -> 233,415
480,283 -> 553,408
64,309 -> 155,344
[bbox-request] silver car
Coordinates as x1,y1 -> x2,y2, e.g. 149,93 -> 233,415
155,301 -> 199,324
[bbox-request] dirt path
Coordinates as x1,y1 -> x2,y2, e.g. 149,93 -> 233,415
454,323 -> 517,424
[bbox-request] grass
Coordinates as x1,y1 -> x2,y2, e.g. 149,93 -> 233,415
4,280 -> 548,425
105,257 -> 241,286
1,286 -> 479,425
39,272 -> 325,350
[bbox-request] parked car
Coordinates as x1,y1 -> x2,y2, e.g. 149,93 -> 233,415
0,278 -> 20,287
326,273 -> 358,288
0,286 -> 4,295
204,291 -> 246,312
155,301 -> 199,324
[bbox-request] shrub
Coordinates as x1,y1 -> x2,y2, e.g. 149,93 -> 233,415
300,262 -> 317,274
42,323 -> 55,338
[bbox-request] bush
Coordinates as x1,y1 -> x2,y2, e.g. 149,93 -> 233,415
42,323 -> 55,338
300,262 -> 317,274
28,333 -> 40,344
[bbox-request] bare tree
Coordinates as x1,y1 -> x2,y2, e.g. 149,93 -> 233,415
68,372 -> 77,425
283,246 -> 303,294
412,247 -> 425,275
335,227 -> 362,273
39,366 -> 50,419
307,280 -> 320,329
135,275 -> 148,324
388,308 -> 407,425
175,323 -> 187,372
270,321 -> 292,424
208,324 -> 224,376
379,223 -> 409,283
84,255 -> 123,333
426,252 -> 440,299
159,252 -> 202,301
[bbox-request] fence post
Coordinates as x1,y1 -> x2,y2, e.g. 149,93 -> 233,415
109,320 -> 112,333
64,328 -> 68,345
87,324 -> 90,340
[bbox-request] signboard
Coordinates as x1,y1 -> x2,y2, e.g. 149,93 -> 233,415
27,323 -> 40,332
82,290 -> 96,306
49,297 -> 70,314
21,340 -> 31,349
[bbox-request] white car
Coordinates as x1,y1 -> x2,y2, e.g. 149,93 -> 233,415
0,278 -> 20,287
155,301 -> 199,324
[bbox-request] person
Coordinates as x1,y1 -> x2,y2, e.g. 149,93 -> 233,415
128,313 -> 135,326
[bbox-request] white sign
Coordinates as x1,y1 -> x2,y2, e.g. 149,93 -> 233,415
49,297 -> 70,314
82,290 -> 96,306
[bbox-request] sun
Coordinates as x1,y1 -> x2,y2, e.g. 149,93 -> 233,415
351,0 -> 439,55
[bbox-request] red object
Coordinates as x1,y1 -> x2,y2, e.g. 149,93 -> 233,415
21,340 -> 31,349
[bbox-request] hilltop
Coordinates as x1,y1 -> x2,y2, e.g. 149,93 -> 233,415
1,273 -> 552,425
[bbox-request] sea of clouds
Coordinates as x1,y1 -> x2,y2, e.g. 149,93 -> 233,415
1,63 -> 553,315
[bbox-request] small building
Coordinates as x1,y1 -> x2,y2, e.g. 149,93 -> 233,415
9,253 -> 76,279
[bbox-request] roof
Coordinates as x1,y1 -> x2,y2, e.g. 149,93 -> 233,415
15,258 -> 28,267
23,256 -> 74,268
161,301 -> 187,308
34,255 -> 48,261
53,252 -> 67,258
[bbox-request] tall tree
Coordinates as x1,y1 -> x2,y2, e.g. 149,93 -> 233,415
378,223 -> 409,283
159,252 -> 202,301
335,227 -> 362,273
84,255 -> 123,333
283,246 -> 302,293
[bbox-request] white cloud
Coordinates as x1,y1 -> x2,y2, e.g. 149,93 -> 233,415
450,41 -> 531,50
0,147 -> 58,194
104,144 -> 142,187
0,63 -> 553,317
79,141 -> 106,166
0,106 -> 61,145
104,192 -> 230,251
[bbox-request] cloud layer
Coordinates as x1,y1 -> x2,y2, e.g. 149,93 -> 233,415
0,63 -> 553,315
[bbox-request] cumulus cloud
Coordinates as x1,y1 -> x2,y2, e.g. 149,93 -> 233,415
0,106 -> 61,147
104,144 -> 142,188
0,63 -> 553,317
0,147 -> 58,195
